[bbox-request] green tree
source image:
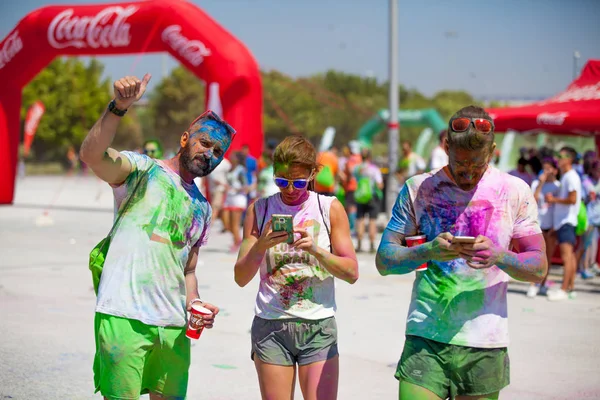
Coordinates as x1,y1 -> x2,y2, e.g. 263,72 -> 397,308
308,70 -> 387,147
147,66 -> 482,160
431,90 -> 480,119
262,70 -> 324,141
262,70 -> 389,147
112,106 -> 145,152
21,57 -> 114,162
147,66 -> 206,152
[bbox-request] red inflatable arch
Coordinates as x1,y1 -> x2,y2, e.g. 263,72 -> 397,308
0,0 -> 262,204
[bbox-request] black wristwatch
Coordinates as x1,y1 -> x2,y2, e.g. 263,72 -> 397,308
108,99 -> 127,117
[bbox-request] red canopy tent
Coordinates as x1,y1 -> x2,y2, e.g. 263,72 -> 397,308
487,60 -> 600,266
487,59 -> 600,147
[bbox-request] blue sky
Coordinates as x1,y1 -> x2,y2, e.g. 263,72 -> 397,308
1,0 -> 599,98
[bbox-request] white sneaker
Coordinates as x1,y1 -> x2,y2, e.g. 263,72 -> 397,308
526,285 -> 539,298
547,289 -> 569,301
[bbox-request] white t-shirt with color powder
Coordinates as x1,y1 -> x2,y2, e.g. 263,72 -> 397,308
386,166 -> 540,348
258,164 -> 280,198
552,169 -> 582,230
531,179 -> 560,230
354,161 -> 383,188
429,145 -> 449,170
253,192 -> 336,320
406,153 -> 426,177
209,157 -> 231,194
96,151 -> 212,327
224,164 -> 248,209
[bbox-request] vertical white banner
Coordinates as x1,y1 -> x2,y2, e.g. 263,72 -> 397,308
319,127 -> 336,152
207,82 -> 223,117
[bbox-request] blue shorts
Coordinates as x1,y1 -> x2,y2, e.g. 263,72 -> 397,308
557,224 -> 576,246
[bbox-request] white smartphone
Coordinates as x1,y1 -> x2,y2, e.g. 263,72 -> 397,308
452,236 -> 476,244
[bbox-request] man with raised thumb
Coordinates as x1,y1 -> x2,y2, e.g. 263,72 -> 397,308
80,73 -> 236,399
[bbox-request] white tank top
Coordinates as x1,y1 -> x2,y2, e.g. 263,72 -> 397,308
253,192 -> 336,320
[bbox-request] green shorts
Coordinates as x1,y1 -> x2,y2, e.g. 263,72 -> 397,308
395,335 -> 510,399
93,313 -> 190,399
251,316 -> 338,366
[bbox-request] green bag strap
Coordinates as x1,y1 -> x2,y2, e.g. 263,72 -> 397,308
90,168 -> 148,296
104,169 -> 147,242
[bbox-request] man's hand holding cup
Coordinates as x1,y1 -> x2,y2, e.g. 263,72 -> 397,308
186,299 -> 219,340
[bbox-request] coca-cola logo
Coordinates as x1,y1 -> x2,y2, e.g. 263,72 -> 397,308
162,25 -> 211,67
537,112 -> 569,126
0,30 -> 23,69
47,6 -> 138,49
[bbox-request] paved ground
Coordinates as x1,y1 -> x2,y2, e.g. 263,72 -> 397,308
1,175 -> 600,400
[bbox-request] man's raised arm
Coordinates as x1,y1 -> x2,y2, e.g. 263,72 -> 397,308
79,74 -> 151,185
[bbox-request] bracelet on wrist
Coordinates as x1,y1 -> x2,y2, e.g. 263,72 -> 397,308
108,99 -> 127,117
188,298 -> 203,308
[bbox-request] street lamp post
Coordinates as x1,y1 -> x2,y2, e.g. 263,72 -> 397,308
386,0 -> 399,216
573,50 -> 581,80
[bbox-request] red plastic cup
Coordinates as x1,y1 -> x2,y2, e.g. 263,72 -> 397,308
406,235 -> 428,271
186,304 -> 213,340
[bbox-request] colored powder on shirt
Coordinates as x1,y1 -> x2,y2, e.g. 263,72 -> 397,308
386,166 -> 540,347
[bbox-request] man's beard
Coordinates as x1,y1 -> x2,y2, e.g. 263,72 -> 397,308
180,144 -> 212,177
447,167 -> 479,191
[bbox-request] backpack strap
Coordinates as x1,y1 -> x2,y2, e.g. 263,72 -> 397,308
317,194 -> 333,253
258,198 -> 269,236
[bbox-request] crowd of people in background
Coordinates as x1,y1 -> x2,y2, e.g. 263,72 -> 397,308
508,146 -> 600,300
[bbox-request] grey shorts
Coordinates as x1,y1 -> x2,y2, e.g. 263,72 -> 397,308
251,316 -> 338,366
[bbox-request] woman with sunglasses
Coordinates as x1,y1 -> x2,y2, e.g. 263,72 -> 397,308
234,136 -> 358,400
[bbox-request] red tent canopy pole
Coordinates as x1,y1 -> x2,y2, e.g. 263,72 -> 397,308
0,0 -> 263,204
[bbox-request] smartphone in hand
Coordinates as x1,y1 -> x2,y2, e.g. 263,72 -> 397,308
272,214 -> 294,244
452,236 -> 476,245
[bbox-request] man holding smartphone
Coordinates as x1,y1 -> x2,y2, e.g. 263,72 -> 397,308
376,105 -> 547,400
